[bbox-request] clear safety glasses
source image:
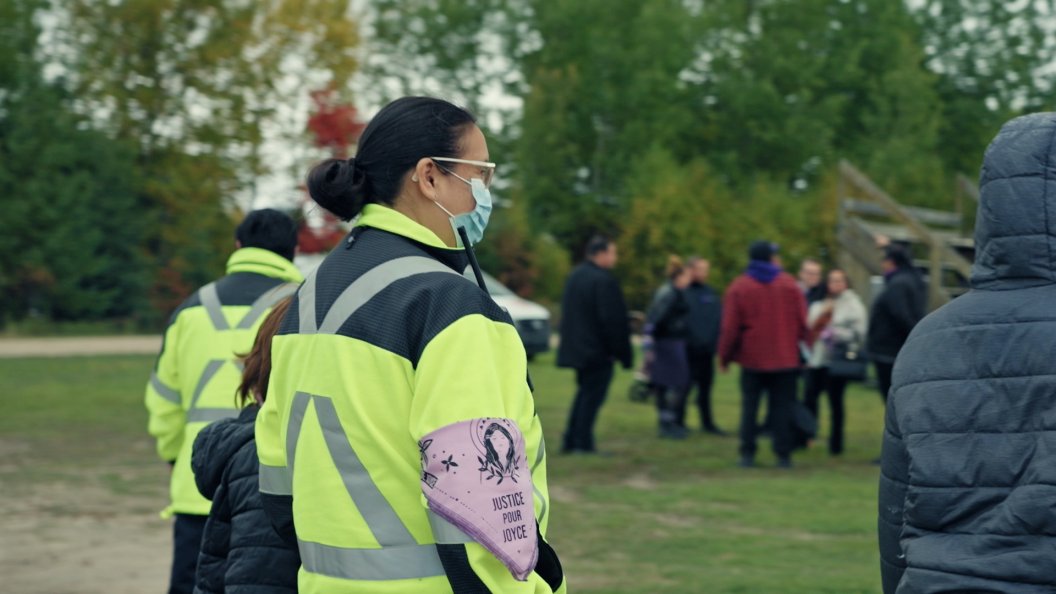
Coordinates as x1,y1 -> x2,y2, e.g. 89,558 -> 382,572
430,157 -> 497,188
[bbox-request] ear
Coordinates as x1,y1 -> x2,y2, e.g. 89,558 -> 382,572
412,158 -> 441,199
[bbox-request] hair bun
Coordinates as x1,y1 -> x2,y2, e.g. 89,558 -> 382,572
306,157 -> 368,221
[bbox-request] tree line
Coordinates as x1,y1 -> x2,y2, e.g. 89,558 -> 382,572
1,0 -> 1053,327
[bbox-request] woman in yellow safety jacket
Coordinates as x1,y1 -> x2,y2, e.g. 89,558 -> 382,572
256,96 -> 565,594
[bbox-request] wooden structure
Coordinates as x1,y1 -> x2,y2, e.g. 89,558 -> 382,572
836,161 -> 975,311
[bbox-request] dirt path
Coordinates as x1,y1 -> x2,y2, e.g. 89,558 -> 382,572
0,441 -> 172,594
0,336 -> 161,358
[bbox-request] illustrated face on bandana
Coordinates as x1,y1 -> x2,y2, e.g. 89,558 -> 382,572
419,418 -> 538,580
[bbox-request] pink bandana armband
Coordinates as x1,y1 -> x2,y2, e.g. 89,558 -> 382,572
419,418 -> 538,581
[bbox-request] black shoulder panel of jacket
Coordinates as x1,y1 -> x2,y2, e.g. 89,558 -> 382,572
155,273 -> 290,370
214,272 -> 288,307
279,227 -> 513,366
334,272 -> 512,367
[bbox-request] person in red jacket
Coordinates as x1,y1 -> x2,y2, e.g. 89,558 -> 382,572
719,240 -> 808,468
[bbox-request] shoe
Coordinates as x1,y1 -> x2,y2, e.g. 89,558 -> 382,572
659,425 -> 688,440
738,455 -> 755,468
703,426 -> 727,436
776,456 -> 793,469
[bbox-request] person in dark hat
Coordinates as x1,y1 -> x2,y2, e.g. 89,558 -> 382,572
718,240 -> 808,468
865,243 -> 926,403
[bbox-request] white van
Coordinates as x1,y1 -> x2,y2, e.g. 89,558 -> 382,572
466,270 -> 551,359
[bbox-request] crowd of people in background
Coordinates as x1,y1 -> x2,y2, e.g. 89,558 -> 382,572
559,234 -> 929,471
141,96 -> 1056,594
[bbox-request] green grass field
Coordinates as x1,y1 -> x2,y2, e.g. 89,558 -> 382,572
2,353 -> 885,593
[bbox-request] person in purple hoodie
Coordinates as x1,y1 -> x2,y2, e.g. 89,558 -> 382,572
718,240 -> 808,468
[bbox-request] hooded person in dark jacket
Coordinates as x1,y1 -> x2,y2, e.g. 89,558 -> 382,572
557,235 -> 633,454
865,243 -> 926,402
879,112 -> 1056,593
192,298 -> 299,594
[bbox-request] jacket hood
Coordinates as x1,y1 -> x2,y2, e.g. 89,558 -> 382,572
226,247 -> 304,284
192,406 -> 258,501
972,112 -> 1056,290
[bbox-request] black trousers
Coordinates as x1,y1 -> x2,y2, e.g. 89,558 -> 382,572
874,361 -> 894,403
678,346 -> 717,429
562,362 -> 615,452
803,367 -> 849,454
169,513 -> 208,594
739,370 -> 798,459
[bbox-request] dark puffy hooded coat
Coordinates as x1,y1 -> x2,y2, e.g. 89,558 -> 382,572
879,112 -> 1056,593
192,406 -> 299,594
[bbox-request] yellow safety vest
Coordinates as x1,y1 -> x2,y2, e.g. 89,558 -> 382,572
145,247 -> 303,516
257,205 -> 565,593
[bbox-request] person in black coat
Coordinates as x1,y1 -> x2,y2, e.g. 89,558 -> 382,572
879,112 -> 1056,593
557,235 -> 633,454
865,244 -> 925,402
192,298 -> 299,594
682,257 -> 724,434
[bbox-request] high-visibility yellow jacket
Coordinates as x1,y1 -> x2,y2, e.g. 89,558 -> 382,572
256,205 -> 566,593
145,247 -> 303,517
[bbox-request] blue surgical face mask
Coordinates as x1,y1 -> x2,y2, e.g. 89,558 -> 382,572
432,177 -> 493,247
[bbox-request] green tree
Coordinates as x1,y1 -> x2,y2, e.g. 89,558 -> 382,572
0,0 -> 146,324
912,0 -> 1056,176
518,0 -> 700,252
692,0 -> 944,204
46,0 -> 361,319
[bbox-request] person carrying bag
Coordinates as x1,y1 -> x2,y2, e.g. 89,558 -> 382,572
803,268 -> 868,455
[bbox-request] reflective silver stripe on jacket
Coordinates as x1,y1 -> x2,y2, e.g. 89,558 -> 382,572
185,359 -> 238,424
298,538 -> 445,581
199,282 -> 229,330
299,256 -> 463,335
189,281 -> 297,423
532,438 -> 549,525
150,372 -> 181,404
259,464 -> 290,496
237,283 -> 299,329
285,391 -> 459,580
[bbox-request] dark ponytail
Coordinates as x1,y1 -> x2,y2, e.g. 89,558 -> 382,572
307,97 -> 477,221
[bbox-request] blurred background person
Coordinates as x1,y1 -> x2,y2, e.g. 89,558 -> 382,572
683,256 -> 724,434
558,235 -> 633,454
719,241 -> 808,468
803,268 -> 867,456
865,244 -> 926,403
646,255 -> 694,439
192,297 -> 299,594
143,209 -> 301,594
798,258 -> 826,306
